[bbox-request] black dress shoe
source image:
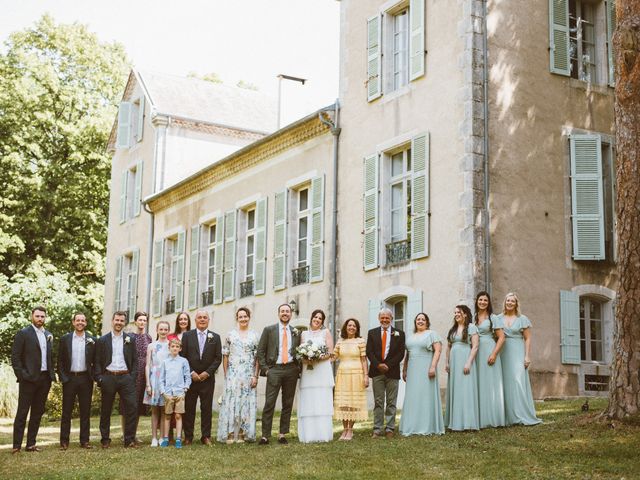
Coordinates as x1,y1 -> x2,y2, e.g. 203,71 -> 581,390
60,443 -> 69,451
101,440 -> 111,449
183,439 -> 192,446
277,436 -> 288,445
258,437 -> 269,445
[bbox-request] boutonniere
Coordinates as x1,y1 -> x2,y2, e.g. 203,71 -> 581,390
47,334 -> 53,343
86,338 -> 95,345
124,335 -> 131,344
207,332 -> 214,343
291,328 -> 300,336
393,331 -> 400,337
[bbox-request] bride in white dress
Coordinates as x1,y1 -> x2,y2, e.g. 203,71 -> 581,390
297,309 -> 335,443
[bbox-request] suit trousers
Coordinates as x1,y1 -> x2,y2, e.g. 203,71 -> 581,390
13,372 -> 52,449
261,363 -> 298,438
184,377 -> 215,442
372,375 -> 399,433
60,374 -> 93,444
99,374 -> 136,444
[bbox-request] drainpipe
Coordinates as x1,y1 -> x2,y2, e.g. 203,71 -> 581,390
318,101 -> 341,345
482,0 -> 491,294
143,202 -> 155,317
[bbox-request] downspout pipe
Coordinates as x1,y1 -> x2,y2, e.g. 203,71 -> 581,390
143,202 -> 155,319
318,101 -> 341,345
482,0 -> 491,294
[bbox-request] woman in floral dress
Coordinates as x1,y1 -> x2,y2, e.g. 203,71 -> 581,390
216,307 -> 259,443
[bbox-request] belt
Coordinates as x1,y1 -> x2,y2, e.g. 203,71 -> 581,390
70,371 -> 88,376
105,370 -> 129,376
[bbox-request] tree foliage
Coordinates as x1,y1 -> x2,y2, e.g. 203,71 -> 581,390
0,15 -> 129,359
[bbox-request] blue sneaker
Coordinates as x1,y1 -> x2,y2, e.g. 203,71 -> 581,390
160,438 -> 169,447
175,438 -> 182,449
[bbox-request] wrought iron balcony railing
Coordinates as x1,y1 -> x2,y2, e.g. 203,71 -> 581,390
202,289 -> 214,306
240,280 -> 254,298
165,297 -> 176,315
292,265 -> 310,286
385,239 -> 411,265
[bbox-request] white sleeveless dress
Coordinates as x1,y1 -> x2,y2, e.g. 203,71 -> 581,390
297,328 -> 334,443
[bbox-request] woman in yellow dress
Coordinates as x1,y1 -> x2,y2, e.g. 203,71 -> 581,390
333,318 -> 369,441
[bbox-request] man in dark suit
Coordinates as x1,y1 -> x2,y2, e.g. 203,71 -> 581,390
257,303 -> 301,445
57,312 -> 96,450
94,311 -> 137,448
366,307 -> 406,438
180,309 -> 221,445
11,306 -> 56,453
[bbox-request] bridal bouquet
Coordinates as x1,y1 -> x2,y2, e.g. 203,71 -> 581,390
295,340 -> 329,370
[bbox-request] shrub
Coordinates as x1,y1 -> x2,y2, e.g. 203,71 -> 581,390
0,362 -> 19,417
45,381 -> 103,420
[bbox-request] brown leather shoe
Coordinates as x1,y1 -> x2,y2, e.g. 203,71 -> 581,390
101,440 -> 111,449
25,446 -> 42,452
11,448 -> 21,454
80,443 -> 93,449
385,431 -> 395,439
183,439 -> 192,446
371,432 -> 382,439
201,437 -> 212,446
60,443 -> 69,451
125,442 -> 139,449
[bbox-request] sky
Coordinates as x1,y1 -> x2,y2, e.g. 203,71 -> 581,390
0,0 -> 341,126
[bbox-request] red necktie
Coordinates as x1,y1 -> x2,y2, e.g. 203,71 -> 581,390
381,328 -> 387,361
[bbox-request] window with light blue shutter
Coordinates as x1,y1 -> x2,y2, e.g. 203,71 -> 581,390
411,133 -> 429,259
549,0 -> 571,76
560,290 -> 581,364
175,231 -> 186,311
213,216 -> 225,304
606,0 -> 616,87
135,96 -> 145,142
368,298 -> 382,331
223,210 -> 237,301
133,162 -> 143,217
116,102 -> 132,149
309,176 -> 324,283
409,0 -> 425,81
114,255 -> 123,313
152,240 -> 164,317
367,15 -> 382,101
363,154 -> 379,271
273,190 -> 288,290
254,198 -> 267,295
119,170 -> 128,224
188,225 -> 200,309
570,135 -> 605,260
405,290 -> 423,328
127,250 -> 139,320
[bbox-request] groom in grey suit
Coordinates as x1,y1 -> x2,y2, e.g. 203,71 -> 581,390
257,303 -> 301,444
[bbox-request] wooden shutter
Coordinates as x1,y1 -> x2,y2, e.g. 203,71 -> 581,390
175,231 -> 186,311
411,133 -> 429,259
368,298 -> 382,331
409,0 -> 425,81
273,190 -> 288,290
570,135 -> 605,260
367,14 -> 382,101
560,290 -> 581,364
213,216 -> 225,304
114,255 -> 123,312
133,161 -> 143,217
309,176 -> 325,282
223,210 -> 237,301
606,0 -> 616,87
254,198 -> 268,295
188,225 -> 200,309
135,96 -> 145,142
128,250 -> 139,320
119,170 -> 128,224
116,101 -> 132,149
152,240 -> 164,316
549,0 -> 571,76
363,154 -> 379,270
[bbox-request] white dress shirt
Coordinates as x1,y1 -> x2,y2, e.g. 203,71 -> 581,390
32,324 -> 48,371
276,323 -> 292,364
381,326 -> 391,359
70,332 -> 87,372
107,332 -> 127,371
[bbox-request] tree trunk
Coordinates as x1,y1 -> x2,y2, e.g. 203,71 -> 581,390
608,0 -> 640,420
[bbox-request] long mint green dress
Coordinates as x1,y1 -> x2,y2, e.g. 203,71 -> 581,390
476,315 -> 506,428
444,324 -> 479,431
497,314 -> 541,426
399,330 -> 444,436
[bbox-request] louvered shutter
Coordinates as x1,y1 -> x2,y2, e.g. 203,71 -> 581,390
119,170 -> 128,223
570,135 -> 605,260
136,96 -> 145,142
309,176 -> 324,282
114,255 -> 123,312
133,161 -> 143,217
175,231 -> 186,311
223,210 -> 237,301
128,250 -> 139,320
606,0 -> 616,87
363,154 -> 379,270
116,102 -> 132,149
368,298 -> 382,331
409,0 -> 425,81
254,198 -> 268,295
560,290 -> 581,364
213,216 -> 225,304
273,190 -> 288,290
405,290 -> 423,332
188,225 -> 200,309
152,240 -> 164,317
549,0 -> 571,76
367,15 -> 382,101
411,133 -> 429,259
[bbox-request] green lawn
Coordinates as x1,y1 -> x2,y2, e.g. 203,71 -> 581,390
0,398 -> 638,479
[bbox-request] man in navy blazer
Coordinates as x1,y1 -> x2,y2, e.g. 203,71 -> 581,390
180,309 -> 221,445
57,312 -> 96,450
94,311 -> 138,448
11,306 -> 56,453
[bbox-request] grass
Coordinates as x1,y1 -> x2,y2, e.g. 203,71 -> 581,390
0,398 -> 638,479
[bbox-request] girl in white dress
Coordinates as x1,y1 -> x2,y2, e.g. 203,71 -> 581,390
297,309 -> 334,443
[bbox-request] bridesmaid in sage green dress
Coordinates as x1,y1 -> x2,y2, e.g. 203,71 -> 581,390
474,291 -> 506,428
498,292 -> 541,426
399,312 -> 444,436
444,305 -> 480,431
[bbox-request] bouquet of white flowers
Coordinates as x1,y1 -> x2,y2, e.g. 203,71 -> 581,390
295,340 -> 329,370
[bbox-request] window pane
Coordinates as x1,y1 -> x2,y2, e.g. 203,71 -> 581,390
298,239 -> 307,264
299,189 -> 309,212
592,341 -> 602,362
247,235 -> 254,254
407,148 -> 412,172
590,319 -> 602,342
247,210 -> 255,230
590,301 -> 601,320
209,225 -> 216,244
392,182 -> 403,208
580,339 -> 586,361
391,152 -> 403,177
299,216 -> 308,239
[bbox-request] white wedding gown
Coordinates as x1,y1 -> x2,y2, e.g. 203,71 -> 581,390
297,328 -> 334,443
